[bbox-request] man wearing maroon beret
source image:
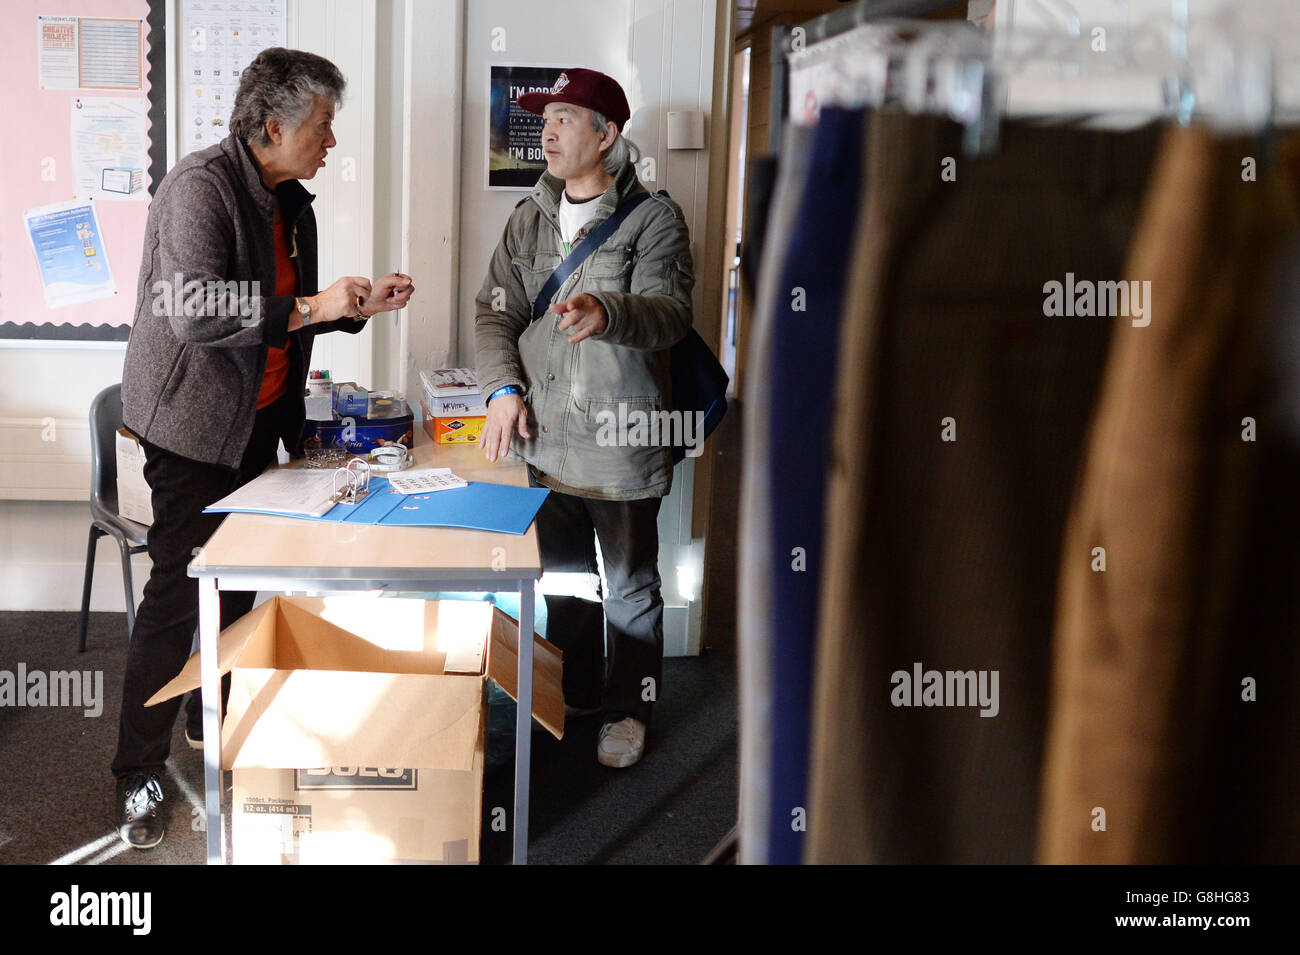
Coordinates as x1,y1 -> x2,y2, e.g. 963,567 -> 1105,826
474,68 -> 695,768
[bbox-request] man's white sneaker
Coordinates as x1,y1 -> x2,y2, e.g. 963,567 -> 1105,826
597,717 -> 645,768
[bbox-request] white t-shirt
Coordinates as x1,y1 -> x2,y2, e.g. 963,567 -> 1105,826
558,191 -> 602,255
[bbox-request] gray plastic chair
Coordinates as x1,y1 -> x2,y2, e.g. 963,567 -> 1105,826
78,383 -> 149,652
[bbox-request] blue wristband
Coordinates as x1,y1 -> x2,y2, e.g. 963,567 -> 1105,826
489,385 -> 520,401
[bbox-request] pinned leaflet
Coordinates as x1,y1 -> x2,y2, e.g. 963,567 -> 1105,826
24,199 -> 116,308
71,97 -> 149,201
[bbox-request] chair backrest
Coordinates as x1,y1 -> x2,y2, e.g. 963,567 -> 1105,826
88,383 -> 125,518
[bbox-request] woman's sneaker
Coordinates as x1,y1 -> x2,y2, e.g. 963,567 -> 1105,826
116,772 -> 165,849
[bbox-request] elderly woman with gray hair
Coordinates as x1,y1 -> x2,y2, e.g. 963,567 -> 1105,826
113,48 -> 413,849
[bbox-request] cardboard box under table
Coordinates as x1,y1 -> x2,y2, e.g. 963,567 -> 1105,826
149,595 -> 564,864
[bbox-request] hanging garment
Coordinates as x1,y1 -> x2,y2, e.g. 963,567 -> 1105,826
805,113 -> 1160,864
741,155 -> 779,299
1215,226 -> 1300,863
1037,127 -> 1300,864
736,156 -> 779,398
737,122 -> 817,865
765,107 -> 867,865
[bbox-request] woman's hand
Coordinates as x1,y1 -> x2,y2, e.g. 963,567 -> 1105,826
294,276 -> 373,329
358,273 -> 415,317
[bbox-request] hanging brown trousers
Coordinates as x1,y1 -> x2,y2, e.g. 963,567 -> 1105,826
1037,128 -> 1300,864
805,114 -> 1159,864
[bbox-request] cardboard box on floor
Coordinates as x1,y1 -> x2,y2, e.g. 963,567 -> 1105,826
147,595 -> 563,864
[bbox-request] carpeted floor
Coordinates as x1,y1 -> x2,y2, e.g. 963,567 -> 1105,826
0,609 -> 737,865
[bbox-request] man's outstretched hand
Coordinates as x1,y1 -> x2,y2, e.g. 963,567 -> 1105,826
550,293 -> 607,344
484,294 -> 604,462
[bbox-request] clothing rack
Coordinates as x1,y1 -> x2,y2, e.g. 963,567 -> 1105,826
768,0 -> 967,153
769,1 -> 1299,155
715,0 -> 968,868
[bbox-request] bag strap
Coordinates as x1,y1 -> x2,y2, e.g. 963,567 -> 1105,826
531,190 -> 657,322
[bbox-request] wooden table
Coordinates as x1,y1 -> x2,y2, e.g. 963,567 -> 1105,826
188,437 -> 543,864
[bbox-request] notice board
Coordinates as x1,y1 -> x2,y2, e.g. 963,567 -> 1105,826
0,0 -> 163,342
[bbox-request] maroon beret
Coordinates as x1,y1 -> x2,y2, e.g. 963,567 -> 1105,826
517,68 -> 631,131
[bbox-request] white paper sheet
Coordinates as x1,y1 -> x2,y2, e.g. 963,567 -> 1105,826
207,468 -> 341,518
180,0 -> 287,156
37,16 -> 78,90
419,368 -> 480,398
78,17 -> 143,90
71,97 -> 150,201
305,395 -> 334,421
385,468 -> 468,496
38,16 -> 143,91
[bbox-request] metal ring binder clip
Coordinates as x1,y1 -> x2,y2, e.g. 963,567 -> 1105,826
368,443 -> 413,473
331,457 -> 372,505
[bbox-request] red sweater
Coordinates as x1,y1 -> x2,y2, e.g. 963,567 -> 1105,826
257,219 -> 296,408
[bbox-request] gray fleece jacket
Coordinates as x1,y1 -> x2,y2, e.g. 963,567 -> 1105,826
122,134 -> 366,468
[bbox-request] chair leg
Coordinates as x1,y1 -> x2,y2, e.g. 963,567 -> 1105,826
77,526 -> 102,653
118,536 -> 138,641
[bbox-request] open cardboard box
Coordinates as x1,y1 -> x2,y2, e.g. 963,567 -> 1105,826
147,595 -> 563,864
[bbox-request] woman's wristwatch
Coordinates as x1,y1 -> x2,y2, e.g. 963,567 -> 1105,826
295,297 -> 313,326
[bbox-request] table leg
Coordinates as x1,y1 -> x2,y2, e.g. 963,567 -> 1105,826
512,578 -> 534,865
199,576 -> 224,864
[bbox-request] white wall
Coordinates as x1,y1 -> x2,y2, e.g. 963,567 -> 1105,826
290,0 -> 380,390
391,0 -> 463,398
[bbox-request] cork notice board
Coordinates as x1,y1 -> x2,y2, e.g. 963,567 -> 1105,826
0,0 -> 164,343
